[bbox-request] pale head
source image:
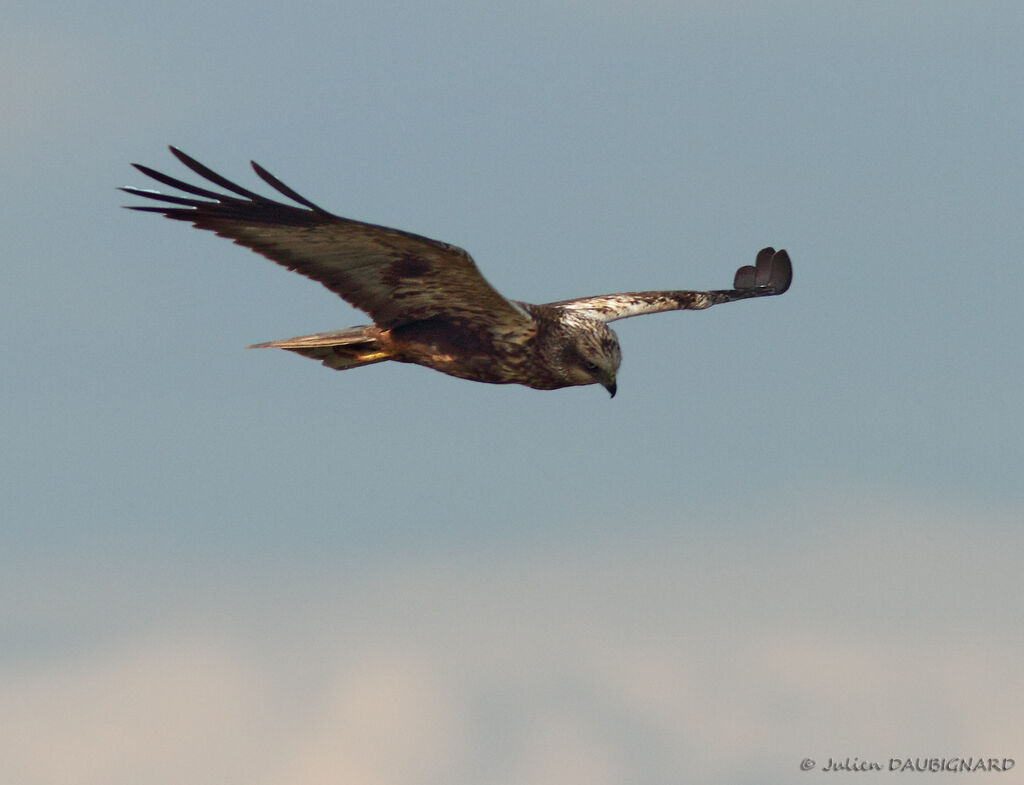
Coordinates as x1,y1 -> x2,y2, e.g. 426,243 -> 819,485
550,311 -> 622,396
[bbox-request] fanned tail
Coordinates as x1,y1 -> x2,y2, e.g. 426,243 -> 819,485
248,326 -> 391,371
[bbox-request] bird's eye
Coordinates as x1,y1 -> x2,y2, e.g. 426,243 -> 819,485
583,360 -> 600,373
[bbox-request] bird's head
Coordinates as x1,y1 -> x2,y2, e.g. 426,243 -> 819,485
556,316 -> 621,397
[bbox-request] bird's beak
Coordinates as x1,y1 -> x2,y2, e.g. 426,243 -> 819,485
603,376 -> 617,398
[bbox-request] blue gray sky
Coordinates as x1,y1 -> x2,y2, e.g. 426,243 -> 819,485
3,2 -> 1022,783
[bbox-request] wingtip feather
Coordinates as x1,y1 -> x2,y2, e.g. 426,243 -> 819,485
769,249 -> 792,294
733,247 -> 792,295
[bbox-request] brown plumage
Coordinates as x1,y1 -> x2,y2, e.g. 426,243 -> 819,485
123,147 -> 792,396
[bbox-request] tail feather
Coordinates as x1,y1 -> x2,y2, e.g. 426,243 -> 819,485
248,326 -> 391,371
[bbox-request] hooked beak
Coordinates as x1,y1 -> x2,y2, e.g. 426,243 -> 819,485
603,376 -> 617,398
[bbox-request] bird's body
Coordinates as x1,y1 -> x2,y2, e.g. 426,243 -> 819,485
248,302 -> 621,392
124,148 -> 792,396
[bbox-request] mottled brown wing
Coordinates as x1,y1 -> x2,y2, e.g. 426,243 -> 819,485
122,147 -> 532,331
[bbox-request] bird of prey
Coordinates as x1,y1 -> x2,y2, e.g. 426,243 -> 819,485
124,147 -> 792,397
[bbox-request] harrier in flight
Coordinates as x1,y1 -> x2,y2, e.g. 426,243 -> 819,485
124,147 -> 792,397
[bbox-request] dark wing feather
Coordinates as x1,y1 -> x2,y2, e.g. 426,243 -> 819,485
123,147 -> 531,331
546,248 -> 792,322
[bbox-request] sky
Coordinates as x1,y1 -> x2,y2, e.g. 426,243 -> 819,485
2,1 -> 1022,783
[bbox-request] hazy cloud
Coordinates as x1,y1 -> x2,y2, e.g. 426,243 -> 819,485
4,496 -> 1021,785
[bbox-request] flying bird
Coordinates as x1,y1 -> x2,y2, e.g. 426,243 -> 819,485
123,147 -> 792,397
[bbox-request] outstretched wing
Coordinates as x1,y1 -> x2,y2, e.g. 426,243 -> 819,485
122,147 -> 532,331
546,247 -> 792,322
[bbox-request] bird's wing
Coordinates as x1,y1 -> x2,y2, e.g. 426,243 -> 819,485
546,247 -> 792,323
123,147 -> 533,331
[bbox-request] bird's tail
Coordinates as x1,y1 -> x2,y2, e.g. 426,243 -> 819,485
248,326 -> 392,371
